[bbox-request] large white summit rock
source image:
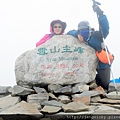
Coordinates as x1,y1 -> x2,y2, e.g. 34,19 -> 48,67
15,35 -> 98,87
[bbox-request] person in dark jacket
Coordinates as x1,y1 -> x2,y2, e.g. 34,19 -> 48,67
67,5 -> 111,91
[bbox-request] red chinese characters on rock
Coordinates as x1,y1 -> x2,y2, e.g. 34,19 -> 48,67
56,64 -> 69,69
73,63 -> 84,68
40,63 -> 84,70
40,64 -> 52,69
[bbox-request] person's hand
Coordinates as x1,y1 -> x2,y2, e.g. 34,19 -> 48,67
92,5 -> 103,16
78,34 -> 84,42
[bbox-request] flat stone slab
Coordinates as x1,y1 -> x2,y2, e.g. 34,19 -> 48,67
8,85 -> 33,95
62,101 -> 89,112
0,95 -> 20,110
41,100 -> 64,107
106,91 -> 120,100
93,105 -> 120,114
98,98 -> 120,104
27,93 -> 49,103
41,105 -> 61,113
0,101 -> 43,116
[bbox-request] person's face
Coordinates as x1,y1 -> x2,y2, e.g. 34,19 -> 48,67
78,34 -> 84,42
53,23 -> 63,34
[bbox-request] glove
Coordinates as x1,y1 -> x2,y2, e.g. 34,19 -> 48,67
92,5 -> 103,16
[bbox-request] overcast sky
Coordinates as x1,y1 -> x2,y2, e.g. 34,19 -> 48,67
0,0 -> 120,86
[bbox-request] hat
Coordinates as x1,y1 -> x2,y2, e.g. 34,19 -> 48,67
51,20 -> 67,32
78,21 -> 90,30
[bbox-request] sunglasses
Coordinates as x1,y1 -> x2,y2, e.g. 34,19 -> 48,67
53,26 -> 62,28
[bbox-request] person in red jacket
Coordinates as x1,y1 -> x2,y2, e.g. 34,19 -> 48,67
36,19 -> 67,47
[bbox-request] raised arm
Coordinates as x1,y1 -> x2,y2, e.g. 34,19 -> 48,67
98,14 -> 109,39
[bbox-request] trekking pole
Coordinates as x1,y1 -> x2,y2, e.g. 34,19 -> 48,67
92,0 -> 118,94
